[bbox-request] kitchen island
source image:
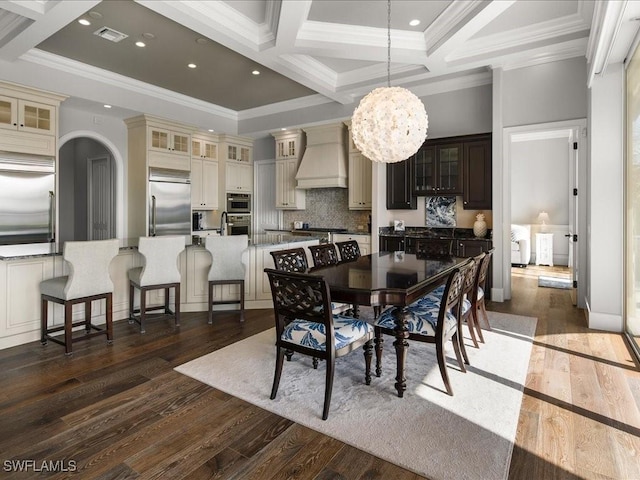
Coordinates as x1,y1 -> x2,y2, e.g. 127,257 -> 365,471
0,233 -> 321,349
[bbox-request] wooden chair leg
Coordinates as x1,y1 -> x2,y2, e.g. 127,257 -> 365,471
174,284 -> 180,327
239,280 -> 245,322
363,340 -> 373,385
466,313 -> 479,348
436,337 -> 452,395
479,300 -> 491,330
106,293 -> 113,344
64,302 -> 73,356
207,281 -> 214,325
128,282 -> 135,322
85,300 -> 92,332
270,347 -> 285,400
164,287 -> 170,313
41,297 -> 48,345
452,332 -> 466,372
323,357 -> 335,420
472,307 -> 486,343
139,287 -> 146,334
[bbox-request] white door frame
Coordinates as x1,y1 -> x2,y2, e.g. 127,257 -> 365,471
501,118 -> 587,306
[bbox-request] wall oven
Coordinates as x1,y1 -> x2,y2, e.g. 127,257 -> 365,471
227,193 -> 251,213
227,214 -> 251,236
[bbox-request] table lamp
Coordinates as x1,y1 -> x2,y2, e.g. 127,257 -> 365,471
537,211 -> 550,232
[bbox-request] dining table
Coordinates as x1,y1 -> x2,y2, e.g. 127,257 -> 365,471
310,251 -> 470,398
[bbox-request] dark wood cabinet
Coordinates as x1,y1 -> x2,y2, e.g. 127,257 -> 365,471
386,157 -> 416,210
462,136 -> 492,209
455,239 -> 491,257
379,236 -> 405,252
413,143 -> 462,195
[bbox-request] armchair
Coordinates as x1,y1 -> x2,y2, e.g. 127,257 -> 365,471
511,224 -> 531,266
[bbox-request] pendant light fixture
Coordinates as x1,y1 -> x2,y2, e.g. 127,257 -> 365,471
351,0 -> 428,163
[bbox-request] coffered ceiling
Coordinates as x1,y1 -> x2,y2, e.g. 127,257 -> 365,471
0,0 -> 617,116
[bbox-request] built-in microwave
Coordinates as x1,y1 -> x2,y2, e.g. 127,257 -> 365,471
227,214 -> 251,236
227,193 -> 251,213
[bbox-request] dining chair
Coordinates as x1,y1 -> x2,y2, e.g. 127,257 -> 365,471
415,238 -> 454,257
206,234 -> 249,324
308,243 -> 356,316
471,248 -> 494,342
265,268 -> 374,420
128,235 -> 185,333
270,247 -> 308,273
40,239 -> 119,355
308,243 -> 340,269
336,240 -> 361,262
373,267 -> 467,396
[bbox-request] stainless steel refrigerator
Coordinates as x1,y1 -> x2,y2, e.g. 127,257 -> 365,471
0,155 -> 56,245
148,168 -> 191,236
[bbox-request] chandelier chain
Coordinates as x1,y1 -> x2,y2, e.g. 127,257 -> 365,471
387,0 -> 391,88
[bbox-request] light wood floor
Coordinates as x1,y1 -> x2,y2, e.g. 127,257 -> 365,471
0,271 -> 638,479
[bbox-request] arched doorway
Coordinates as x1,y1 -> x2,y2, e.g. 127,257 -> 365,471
58,136 -> 118,243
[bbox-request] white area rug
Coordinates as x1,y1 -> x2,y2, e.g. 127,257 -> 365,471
538,275 -> 572,289
175,311 -> 537,480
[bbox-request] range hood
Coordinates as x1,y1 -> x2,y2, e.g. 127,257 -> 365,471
295,123 -> 348,189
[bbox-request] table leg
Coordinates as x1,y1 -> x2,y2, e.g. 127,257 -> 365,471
393,307 -> 410,398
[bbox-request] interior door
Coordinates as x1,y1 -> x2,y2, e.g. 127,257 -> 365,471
568,130 -> 579,305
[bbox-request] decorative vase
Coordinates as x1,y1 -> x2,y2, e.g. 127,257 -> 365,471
473,213 -> 487,238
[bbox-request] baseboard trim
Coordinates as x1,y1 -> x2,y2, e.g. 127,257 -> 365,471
586,299 -> 623,332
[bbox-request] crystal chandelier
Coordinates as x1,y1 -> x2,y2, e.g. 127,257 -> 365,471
351,0 -> 428,163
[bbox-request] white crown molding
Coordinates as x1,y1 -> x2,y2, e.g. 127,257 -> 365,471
237,93 -> 333,120
586,0 -> 627,85
278,54 -> 339,87
297,21 -> 424,52
422,0 -> 489,55
408,70 -> 492,98
22,49 -> 238,120
447,11 -> 591,63
337,63 -> 426,89
496,38 -> 588,71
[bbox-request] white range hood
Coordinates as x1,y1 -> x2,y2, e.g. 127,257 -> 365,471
295,123 -> 348,189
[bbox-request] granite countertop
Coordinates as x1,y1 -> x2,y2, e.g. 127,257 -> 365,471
379,227 -> 491,241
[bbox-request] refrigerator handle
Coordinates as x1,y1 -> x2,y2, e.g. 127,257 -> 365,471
151,195 -> 157,236
48,191 -> 55,243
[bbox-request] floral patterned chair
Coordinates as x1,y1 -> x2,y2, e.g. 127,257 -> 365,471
265,268 -> 373,420
373,266 -> 467,396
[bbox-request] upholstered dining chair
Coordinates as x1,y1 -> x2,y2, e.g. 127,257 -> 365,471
265,268 -> 374,420
373,267 -> 467,395
40,239 -> 119,355
205,234 -> 249,324
471,248 -> 494,342
128,235 -> 185,333
336,240 -> 361,262
308,243 -> 340,269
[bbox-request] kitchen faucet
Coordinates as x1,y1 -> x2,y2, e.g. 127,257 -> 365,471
220,211 -> 229,236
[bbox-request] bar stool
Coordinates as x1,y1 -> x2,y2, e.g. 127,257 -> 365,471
205,235 -> 249,324
40,239 -> 119,355
128,236 -> 185,333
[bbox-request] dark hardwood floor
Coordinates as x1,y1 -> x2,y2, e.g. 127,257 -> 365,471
0,268 -> 639,479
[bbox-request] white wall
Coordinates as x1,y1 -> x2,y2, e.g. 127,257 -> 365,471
587,63 -> 624,331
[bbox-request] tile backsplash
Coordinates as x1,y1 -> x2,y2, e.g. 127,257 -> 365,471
282,188 -> 370,231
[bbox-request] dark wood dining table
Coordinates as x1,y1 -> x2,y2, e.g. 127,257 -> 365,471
310,251 -> 470,398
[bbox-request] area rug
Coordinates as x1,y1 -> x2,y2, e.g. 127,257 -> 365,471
175,311 -> 537,480
538,275 -> 572,289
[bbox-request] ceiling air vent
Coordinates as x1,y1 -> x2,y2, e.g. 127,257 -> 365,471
93,27 -> 128,43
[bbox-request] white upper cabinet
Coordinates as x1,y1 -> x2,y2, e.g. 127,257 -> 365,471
226,162 -> 253,192
191,158 -> 219,210
147,126 -> 190,156
219,134 -> 254,194
272,129 -> 306,210
344,120 -> 372,210
192,136 -> 218,160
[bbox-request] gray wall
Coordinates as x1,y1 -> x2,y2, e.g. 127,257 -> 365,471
502,57 -> 588,127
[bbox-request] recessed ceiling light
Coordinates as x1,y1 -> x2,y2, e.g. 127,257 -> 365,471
409,19 -> 420,27
88,11 -> 103,20
252,70 -> 260,75
208,129 -> 214,132
142,32 -> 155,39
103,104 -> 112,109
188,63 -> 197,69
78,19 -> 91,26
135,41 -> 145,47
281,128 -> 286,131
196,38 -> 208,45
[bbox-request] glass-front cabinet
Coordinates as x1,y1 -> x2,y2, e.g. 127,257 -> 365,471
147,127 -> 190,155
413,143 -> 462,195
0,95 -> 56,135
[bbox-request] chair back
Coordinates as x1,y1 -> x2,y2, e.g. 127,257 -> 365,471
206,234 -> 249,281
336,240 -> 361,262
443,267 -> 465,322
415,238 -> 453,257
464,253 -> 485,301
137,236 -> 185,286
477,248 -> 494,291
270,247 -> 308,272
63,239 -> 119,299
308,243 -> 340,268
265,268 -> 333,345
